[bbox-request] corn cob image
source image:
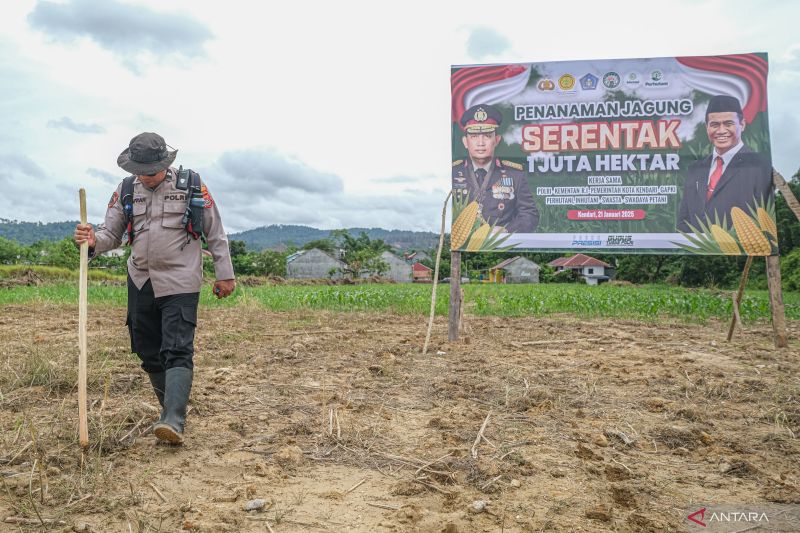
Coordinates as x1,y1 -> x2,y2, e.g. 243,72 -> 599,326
756,207 -> 777,241
451,201 -> 479,249
710,224 -> 741,255
466,223 -> 491,251
731,207 -> 771,255
452,188 -> 471,220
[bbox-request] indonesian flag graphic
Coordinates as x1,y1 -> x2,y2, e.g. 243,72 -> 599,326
451,54 -> 767,125
451,65 -> 531,123
676,53 -> 768,123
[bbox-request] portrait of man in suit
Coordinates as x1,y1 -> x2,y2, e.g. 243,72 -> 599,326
677,95 -> 773,232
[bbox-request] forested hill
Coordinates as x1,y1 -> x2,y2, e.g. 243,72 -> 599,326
229,224 -> 439,251
0,219 -> 82,245
0,219 -> 439,252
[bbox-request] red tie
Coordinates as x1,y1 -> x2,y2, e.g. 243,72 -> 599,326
707,156 -> 723,200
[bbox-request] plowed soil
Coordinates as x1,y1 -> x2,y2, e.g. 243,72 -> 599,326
1,302 -> 799,532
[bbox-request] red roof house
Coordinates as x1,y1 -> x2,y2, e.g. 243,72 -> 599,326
412,262 -> 433,282
548,254 -> 612,285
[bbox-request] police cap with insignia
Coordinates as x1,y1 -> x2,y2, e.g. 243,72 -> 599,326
117,132 -> 178,175
460,104 -> 502,134
705,95 -> 743,121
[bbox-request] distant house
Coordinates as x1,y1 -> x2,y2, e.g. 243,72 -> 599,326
412,262 -> 433,283
379,251 -> 412,283
286,248 -> 347,279
488,256 -> 540,284
404,251 -> 431,264
548,253 -> 613,285
102,248 -> 125,258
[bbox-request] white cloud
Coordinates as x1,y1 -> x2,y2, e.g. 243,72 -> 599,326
1,0 -> 799,232
47,116 -> 105,134
466,27 -> 511,60
27,0 -> 212,72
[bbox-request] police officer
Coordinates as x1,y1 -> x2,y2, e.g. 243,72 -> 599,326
73,132 -> 235,445
453,104 -> 539,233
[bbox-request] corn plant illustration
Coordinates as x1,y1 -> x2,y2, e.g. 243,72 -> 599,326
451,189 -> 514,251
675,196 -> 777,256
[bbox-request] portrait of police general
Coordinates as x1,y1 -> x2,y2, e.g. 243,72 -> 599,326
453,104 -> 540,234
677,95 -> 773,233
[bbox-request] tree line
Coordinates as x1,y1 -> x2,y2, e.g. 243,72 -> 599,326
1,177 -> 798,289
0,230 -> 396,280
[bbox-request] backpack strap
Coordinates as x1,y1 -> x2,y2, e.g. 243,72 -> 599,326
175,166 -> 205,248
120,176 -> 136,245
185,170 -> 203,241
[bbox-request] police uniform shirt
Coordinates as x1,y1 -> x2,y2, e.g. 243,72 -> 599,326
453,158 -> 539,233
92,167 -> 235,297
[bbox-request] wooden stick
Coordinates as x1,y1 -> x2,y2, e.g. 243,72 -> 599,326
7,442 -> 31,466
768,168 -> 791,349
413,451 -> 453,476
78,189 -> 89,448
65,494 -> 93,507
480,475 -> 503,490
148,482 -> 168,503
344,478 -> 366,495
423,191 -> 452,355
766,255 -> 788,348
414,478 -> 452,495
727,256 -> 752,341
773,169 -> 800,221
4,517 -> 65,525
448,251 -> 462,342
366,502 -> 400,511
508,338 -> 601,347
471,411 -> 491,459
118,416 -> 147,443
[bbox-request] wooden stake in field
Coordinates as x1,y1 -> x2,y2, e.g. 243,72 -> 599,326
448,252 -> 462,342
767,168 -> 798,349
78,189 -> 89,448
727,256 -> 752,342
422,191 -> 452,355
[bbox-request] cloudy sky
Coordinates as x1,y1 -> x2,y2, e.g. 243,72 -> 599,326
1,0 -> 799,233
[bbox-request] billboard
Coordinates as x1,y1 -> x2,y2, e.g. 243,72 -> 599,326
451,53 -> 777,256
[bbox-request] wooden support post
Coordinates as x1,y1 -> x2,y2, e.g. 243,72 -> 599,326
773,169 -> 800,221
765,255 -> 788,348
768,169 -> 793,349
727,256 -> 752,341
448,251 -> 462,342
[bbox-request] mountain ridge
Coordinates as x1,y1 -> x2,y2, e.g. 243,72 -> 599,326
0,219 -> 439,251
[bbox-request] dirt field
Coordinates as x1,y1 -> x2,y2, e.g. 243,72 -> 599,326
1,301 -> 799,532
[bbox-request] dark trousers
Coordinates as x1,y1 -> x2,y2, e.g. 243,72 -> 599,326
126,276 -> 199,373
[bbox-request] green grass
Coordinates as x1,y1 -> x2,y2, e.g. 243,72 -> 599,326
0,264 -> 125,282
1,281 -> 798,323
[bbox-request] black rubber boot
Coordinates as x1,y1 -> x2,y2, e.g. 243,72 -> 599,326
153,367 -> 193,445
147,371 -> 166,409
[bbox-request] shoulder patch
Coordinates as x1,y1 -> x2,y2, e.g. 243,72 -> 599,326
452,160 -> 463,167
108,191 -> 119,209
501,159 -> 523,170
201,184 -> 214,209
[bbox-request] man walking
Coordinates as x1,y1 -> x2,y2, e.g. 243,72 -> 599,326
74,132 -> 235,444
